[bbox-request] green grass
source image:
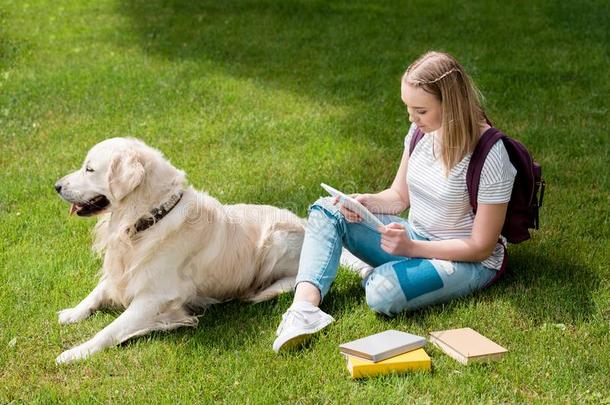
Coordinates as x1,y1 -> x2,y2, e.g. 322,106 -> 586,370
1,0 -> 609,402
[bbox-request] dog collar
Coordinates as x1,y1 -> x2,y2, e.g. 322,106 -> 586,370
133,191 -> 184,234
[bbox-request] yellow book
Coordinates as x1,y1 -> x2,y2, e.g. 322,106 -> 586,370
345,348 -> 431,379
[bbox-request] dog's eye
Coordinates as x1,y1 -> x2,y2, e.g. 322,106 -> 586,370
85,166 -> 95,173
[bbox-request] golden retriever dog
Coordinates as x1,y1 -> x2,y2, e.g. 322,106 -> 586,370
54,137 -> 313,364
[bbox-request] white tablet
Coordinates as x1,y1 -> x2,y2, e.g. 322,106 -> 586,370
320,183 -> 384,228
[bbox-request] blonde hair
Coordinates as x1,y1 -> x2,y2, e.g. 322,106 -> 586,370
402,51 -> 486,175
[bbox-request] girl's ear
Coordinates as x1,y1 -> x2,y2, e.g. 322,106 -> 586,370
107,150 -> 144,201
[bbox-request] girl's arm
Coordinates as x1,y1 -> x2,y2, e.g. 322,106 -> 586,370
379,202 -> 508,262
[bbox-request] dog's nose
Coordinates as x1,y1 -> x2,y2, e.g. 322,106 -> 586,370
54,183 -> 62,194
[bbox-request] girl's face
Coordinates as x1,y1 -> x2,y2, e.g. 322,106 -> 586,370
401,82 -> 442,133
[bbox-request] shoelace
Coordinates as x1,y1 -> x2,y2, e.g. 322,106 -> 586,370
276,308 -> 311,336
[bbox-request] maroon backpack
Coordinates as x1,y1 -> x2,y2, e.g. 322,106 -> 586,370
409,127 -> 545,244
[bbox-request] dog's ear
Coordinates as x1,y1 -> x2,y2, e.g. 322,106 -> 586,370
107,150 -> 145,201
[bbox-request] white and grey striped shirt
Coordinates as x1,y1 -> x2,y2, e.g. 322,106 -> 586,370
404,123 -> 517,270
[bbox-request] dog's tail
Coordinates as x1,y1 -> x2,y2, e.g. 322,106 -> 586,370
339,248 -> 374,279
244,276 -> 296,303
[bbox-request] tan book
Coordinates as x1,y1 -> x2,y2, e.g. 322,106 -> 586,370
429,327 -> 507,365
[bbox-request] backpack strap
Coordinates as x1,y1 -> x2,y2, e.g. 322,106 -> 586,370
468,128 -> 510,286
484,240 -> 508,288
466,127 -> 505,213
410,124 -> 507,217
408,127 -> 425,156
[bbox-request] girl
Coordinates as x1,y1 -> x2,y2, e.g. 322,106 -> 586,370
273,51 -> 516,352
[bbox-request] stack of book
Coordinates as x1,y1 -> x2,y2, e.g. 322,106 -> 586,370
339,330 -> 430,379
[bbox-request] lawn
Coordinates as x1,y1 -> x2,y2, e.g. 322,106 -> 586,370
1,0 -> 609,402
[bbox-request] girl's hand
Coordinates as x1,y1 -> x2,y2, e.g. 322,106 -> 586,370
333,193 -> 375,223
378,222 -> 413,256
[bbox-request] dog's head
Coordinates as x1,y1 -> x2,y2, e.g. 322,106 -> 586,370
55,137 -> 184,217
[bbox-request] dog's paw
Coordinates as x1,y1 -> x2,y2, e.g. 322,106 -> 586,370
55,346 -> 91,364
58,307 -> 90,324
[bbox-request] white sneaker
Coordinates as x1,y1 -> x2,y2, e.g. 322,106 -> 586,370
273,301 -> 334,353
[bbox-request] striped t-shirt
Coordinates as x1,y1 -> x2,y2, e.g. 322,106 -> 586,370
404,123 -> 517,270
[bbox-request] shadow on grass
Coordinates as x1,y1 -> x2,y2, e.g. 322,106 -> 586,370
0,13 -> 21,71
116,0 -> 607,109
113,0 -> 609,205
118,272 -> 365,352
116,0 -> 423,107
491,247 -> 600,323
115,300 -> 281,351
328,244 -> 600,326
402,246 -> 600,325
116,244 -> 597,354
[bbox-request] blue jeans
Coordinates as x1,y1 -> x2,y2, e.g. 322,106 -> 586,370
294,197 -> 497,316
